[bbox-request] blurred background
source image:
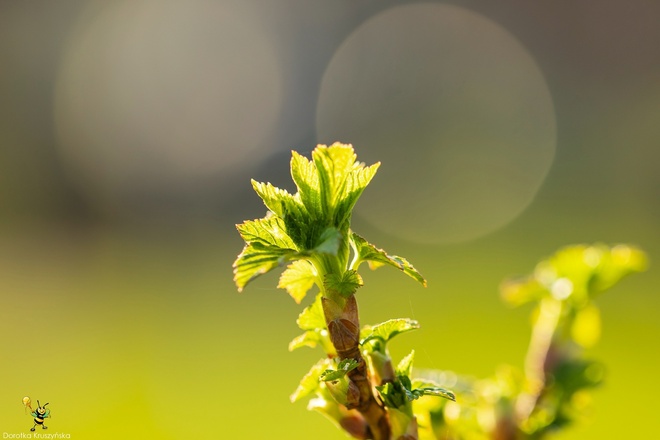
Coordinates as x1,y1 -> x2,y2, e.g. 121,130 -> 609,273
1,0 -> 658,438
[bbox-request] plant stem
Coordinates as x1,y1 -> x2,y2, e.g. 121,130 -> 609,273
323,295 -> 391,440
515,297 -> 563,424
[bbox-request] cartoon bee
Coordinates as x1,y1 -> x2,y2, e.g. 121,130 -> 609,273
25,398 -> 50,431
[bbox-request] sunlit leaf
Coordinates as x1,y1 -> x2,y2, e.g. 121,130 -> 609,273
279,260 -> 318,304
233,243 -> 300,292
233,216 -> 301,291
397,350 -> 415,378
290,150 -> 323,220
236,215 -> 296,249
296,293 -> 326,330
291,359 -> 331,403
251,179 -> 298,219
410,379 -> 457,402
415,387 -> 456,402
361,318 -> 420,345
320,359 -> 359,382
351,233 -> 426,286
324,270 -> 363,298
312,143 -> 380,228
288,329 -> 336,356
235,224 -> 343,296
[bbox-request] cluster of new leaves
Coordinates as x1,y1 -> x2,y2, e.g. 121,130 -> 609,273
412,244 -> 647,440
234,143 -> 452,439
234,143 -> 424,303
290,309 -> 455,439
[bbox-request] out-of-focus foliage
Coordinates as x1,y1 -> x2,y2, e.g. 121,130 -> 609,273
415,244 -> 647,440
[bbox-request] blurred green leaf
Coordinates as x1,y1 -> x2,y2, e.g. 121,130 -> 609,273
552,358 -> 605,394
388,407 -> 415,439
588,244 -> 648,294
500,276 -> 545,306
571,303 -> 601,348
501,244 -> 648,308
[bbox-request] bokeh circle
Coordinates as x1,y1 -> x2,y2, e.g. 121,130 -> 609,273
316,4 -> 556,244
54,0 -> 283,216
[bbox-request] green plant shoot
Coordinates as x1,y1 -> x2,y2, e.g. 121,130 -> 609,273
234,143 -> 448,439
233,143 -> 647,440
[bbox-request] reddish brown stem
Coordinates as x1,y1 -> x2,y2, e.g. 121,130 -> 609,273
323,296 -> 391,440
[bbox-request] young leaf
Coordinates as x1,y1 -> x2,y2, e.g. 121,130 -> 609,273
236,215 -> 297,250
324,270 -> 363,298
313,227 -> 342,255
279,260 -> 318,304
351,233 -> 426,286
233,243 -> 300,292
361,318 -> 421,346
376,382 -> 406,409
320,359 -> 359,382
397,350 -> 415,378
296,293 -> 326,330
288,329 -> 336,356
251,179 -> 298,219
235,224 -> 343,296
290,294 -> 335,354
233,216 -> 301,291
415,387 -> 456,402
290,150 -> 323,221
409,379 -> 457,402
291,359 -> 332,403
312,144 -> 380,228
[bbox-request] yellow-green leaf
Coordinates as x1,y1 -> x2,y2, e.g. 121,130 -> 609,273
279,260 -> 318,304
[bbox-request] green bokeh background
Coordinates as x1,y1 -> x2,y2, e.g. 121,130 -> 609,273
1,1 -> 658,439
